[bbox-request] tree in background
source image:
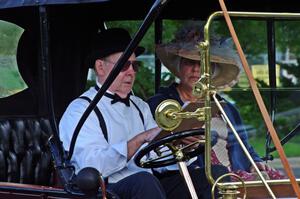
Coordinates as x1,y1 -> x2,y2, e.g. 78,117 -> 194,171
0,21 -> 23,55
0,21 -> 25,97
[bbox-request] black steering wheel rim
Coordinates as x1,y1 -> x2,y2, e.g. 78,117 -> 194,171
134,128 -> 205,168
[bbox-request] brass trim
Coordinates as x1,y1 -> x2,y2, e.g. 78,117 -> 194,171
212,173 -> 246,199
152,10 -> 300,198
212,92 -> 275,198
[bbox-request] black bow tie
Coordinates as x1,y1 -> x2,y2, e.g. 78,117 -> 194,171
110,93 -> 131,106
94,85 -> 131,106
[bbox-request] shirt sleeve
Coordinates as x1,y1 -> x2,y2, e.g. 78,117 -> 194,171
144,102 -> 158,130
59,99 -> 128,177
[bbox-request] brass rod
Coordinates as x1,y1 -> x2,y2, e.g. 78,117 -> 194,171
200,26 -> 214,185
212,92 -> 275,198
217,0 -> 300,197
177,161 -> 198,199
210,11 -> 300,20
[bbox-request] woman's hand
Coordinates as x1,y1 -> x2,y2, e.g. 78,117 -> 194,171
250,162 -> 275,172
180,135 -> 204,146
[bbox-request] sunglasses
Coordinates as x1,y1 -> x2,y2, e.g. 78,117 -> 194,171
104,59 -> 141,72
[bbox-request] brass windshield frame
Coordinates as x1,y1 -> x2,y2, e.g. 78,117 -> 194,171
202,11 -> 300,192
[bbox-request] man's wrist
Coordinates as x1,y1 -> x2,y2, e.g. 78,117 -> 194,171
143,131 -> 150,143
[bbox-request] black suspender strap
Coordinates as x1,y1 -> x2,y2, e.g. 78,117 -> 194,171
81,96 -> 109,184
68,96 -> 108,161
95,85 -> 144,125
68,90 -> 145,184
130,99 -> 144,125
68,93 -> 145,160
78,96 -> 108,141
68,96 -> 109,184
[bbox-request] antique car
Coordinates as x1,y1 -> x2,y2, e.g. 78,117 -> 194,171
0,0 -> 300,198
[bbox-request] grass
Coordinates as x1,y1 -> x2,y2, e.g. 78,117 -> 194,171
249,136 -> 300,158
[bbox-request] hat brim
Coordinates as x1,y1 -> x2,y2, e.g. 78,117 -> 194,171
156,42 -> 242,89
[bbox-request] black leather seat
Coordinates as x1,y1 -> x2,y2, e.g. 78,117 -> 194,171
0,118 -> 54,185
0,118 -> 118,198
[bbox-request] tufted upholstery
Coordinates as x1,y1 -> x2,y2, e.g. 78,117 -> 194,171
0,118 -> 54,185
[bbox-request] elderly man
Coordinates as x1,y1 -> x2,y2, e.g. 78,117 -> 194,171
59,28 -> 165,199
59,28 -> 214,199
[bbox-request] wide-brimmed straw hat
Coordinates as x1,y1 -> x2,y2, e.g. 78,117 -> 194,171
156,24 -> 241,89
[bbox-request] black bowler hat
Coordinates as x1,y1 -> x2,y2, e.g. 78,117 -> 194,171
87,28 -> 145,68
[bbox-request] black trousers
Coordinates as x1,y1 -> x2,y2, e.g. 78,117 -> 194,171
107,171 -> 166,199
156,165 -> 229,199
108,165 -> 228,199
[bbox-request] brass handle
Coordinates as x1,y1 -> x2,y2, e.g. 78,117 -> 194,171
155,99 -> 206,131
155,99 -> 182,131
193,79 -> 208,98
211,173 -> 246,199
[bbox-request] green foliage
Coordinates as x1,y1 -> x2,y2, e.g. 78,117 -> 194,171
273,58 -> 300,137
133,63 -> 176,100
0,67 -> 25,88
276,21 -> 300,55
85,79 -> 96,90
133,63 -> 155,100
0,21 -> 26,98
249,137 -> 300,158
160,71 -> 176,87
213,20 -> 267,56
280,58 -> 300,88
105,20 -> 187,54
0,66 -> 27,97
161,20 -> 187,43
224,80 -> 271,136
0,20 -> 23,55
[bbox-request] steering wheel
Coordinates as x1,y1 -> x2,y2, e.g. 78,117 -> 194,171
134,128 -> 205,168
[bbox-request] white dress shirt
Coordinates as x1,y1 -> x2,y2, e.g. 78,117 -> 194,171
59,84 -> 157,183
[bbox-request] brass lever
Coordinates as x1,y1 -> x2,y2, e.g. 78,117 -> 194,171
155,99 -> 205,131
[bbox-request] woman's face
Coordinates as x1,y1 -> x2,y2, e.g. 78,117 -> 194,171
178,58 -> 201,90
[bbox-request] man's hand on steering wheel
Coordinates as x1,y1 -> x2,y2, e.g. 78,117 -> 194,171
143,127 -> 162,143
134,128 -> 205,168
